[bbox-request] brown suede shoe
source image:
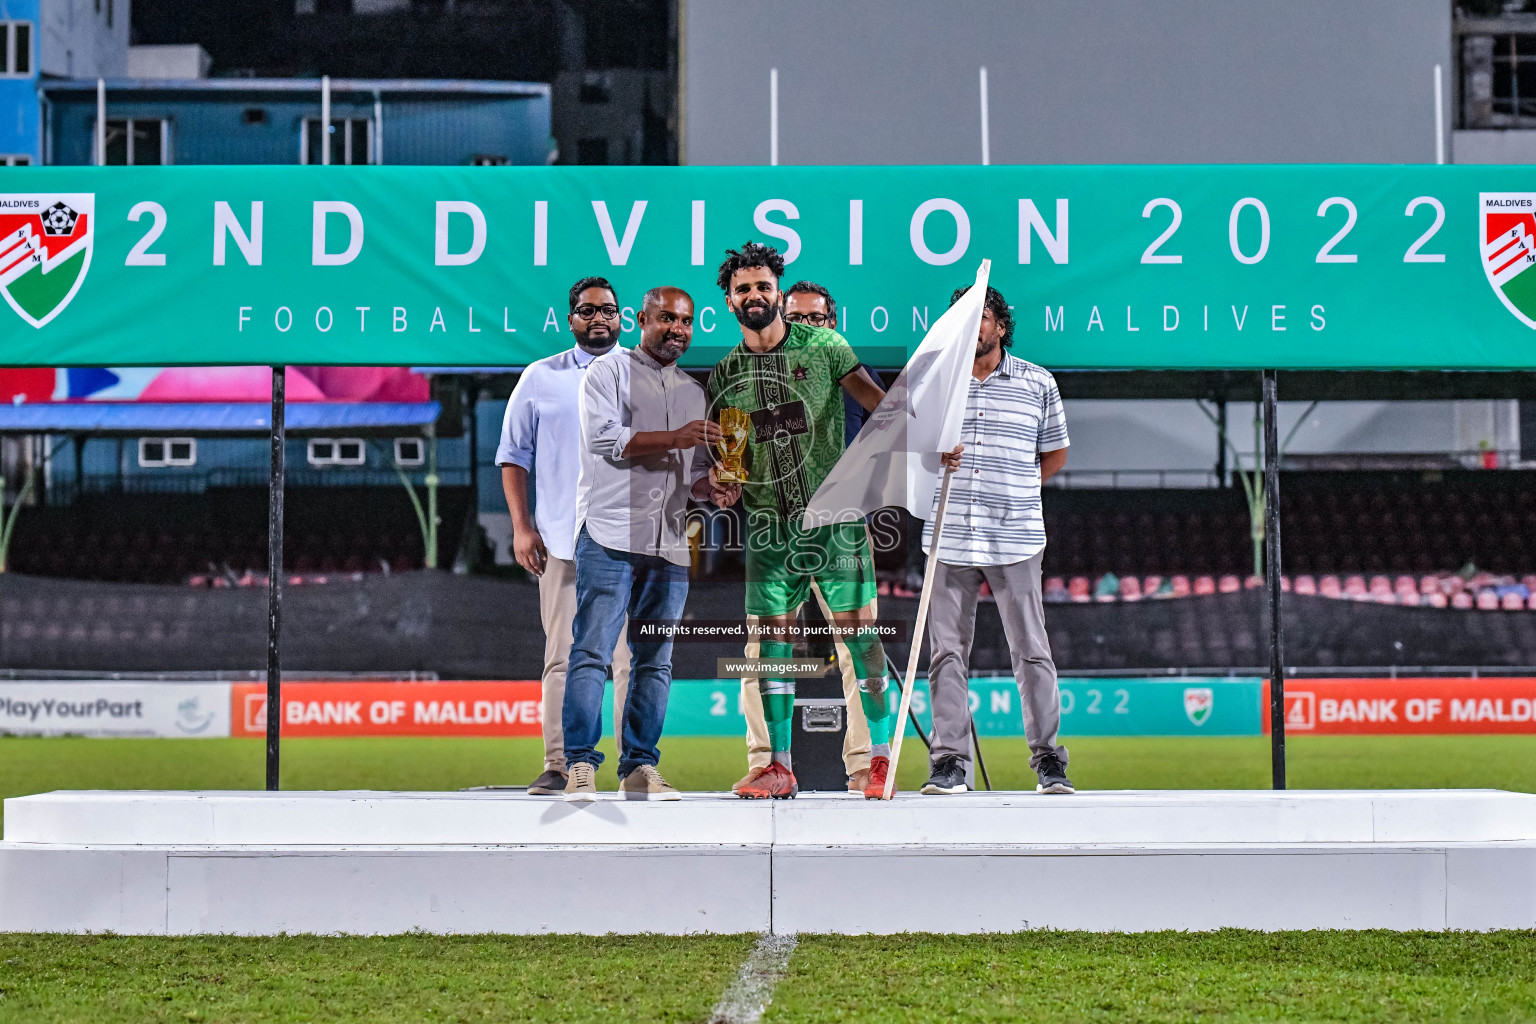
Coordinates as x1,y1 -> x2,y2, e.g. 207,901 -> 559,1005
847,768 -> 871,793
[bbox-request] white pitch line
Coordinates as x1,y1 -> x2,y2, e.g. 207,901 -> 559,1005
709,932 -> 798,1024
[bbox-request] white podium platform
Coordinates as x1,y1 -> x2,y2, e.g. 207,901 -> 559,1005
4,789 -> 1534,935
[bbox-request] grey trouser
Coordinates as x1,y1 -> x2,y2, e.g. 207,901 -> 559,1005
538,555 -> 631,772
926,551 -> 1066,771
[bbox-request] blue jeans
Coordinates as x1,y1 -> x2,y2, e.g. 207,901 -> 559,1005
563,525 -> 688,776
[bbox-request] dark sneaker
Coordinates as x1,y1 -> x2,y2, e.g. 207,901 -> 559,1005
1035,753 -> 1075,794
527,768 -> 567,795
921,754 -> 968,795
864,755 -> 896,800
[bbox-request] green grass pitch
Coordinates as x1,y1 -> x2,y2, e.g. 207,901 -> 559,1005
4,734 -> 1536,1022
2,931 -> 1534,1022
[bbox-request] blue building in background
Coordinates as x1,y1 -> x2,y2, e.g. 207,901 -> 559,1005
0,0 -> 131,164
0,0 -> 553,166
0,2 -> 559,579
0,0 -> 37,164
39,76 -> 551,166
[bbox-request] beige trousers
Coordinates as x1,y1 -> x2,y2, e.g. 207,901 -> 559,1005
742,585 -> 873,775
538,555 -> 632,772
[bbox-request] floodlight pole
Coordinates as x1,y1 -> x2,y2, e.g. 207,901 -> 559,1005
266,366 -> 286,791
1262,369 -> 1286,790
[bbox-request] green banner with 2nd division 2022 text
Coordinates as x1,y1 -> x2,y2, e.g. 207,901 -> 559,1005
656,677 -> 1263,738
4,164 -> 1536,369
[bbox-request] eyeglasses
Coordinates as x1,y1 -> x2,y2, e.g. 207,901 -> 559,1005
573,304 -> 620,320
785,312 -> 833,326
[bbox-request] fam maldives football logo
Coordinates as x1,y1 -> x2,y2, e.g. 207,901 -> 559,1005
0,193 -> 94,328
1183,686 -> 1214,727
1482,192 -> 1536,329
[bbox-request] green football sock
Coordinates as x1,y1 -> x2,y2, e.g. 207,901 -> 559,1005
847,627 -> 894,752
860,687 -> 893,749
764,693 -> 794,754
760,640 -> 796,755
844,628 -> 886,682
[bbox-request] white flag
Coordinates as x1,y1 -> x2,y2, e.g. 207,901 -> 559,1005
801,258 -> 989,529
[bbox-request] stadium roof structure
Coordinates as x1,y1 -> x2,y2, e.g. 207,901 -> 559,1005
0,401 -> 440,436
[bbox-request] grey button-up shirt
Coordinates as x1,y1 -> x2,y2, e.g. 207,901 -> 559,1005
575,346 -> 710,566
922,353 -> 1069,567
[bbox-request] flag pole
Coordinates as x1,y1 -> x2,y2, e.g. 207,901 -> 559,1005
883,463 -> 957,799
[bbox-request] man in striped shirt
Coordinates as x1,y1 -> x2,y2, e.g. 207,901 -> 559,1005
921,283 -> 1074,796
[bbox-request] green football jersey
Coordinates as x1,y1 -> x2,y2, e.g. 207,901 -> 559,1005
706,322 -> 861,522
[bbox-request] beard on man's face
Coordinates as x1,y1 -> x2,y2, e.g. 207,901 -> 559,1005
647,330 -> 688,364
733,298 -> 779,332
575,320 -> 615,349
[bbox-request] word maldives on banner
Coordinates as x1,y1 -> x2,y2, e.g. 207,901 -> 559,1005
230,680 -> 543,738
1264,678 -> 1536,735
4,165 -> 1536,369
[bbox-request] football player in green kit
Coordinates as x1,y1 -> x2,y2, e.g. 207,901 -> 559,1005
706,241 -> 897,799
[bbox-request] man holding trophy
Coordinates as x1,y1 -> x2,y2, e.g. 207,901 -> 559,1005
730,280 -> 880,795
706,242 -> 894,800
561,286 -> 741,801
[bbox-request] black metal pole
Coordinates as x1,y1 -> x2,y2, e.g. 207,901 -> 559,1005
968,714 -> 992,791
1262,370 -> 1286,790
1215,399 -> 1228,486
266,366 -> 285,792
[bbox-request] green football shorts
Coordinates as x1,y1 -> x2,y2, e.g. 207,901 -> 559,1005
744,518 -> 878,617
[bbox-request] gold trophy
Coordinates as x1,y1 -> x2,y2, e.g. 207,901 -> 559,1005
715,407 -> 750,484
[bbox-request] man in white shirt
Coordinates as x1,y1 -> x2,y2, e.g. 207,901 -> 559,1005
563,286 -> 740,802
498,277 -> 632,796
922,283 -> 1074,797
